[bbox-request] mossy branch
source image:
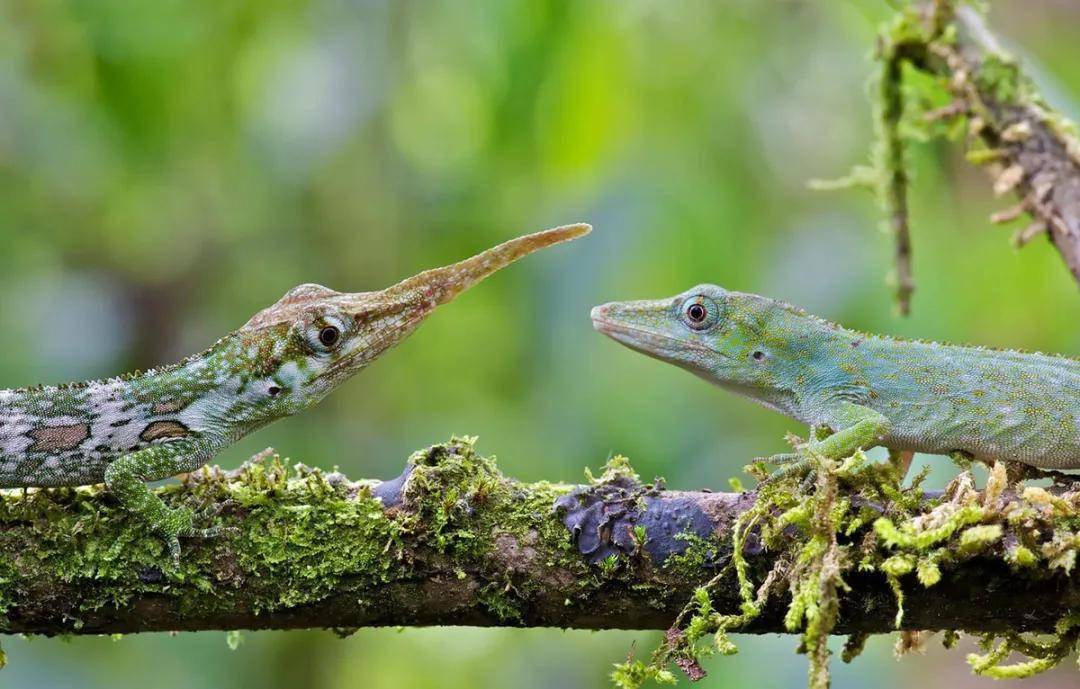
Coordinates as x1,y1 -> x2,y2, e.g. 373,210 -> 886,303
821,1 -> 1080,311
0,437 -> 1076,683
946,4 -> 1080,281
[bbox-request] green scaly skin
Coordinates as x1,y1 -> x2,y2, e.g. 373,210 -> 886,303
0,224 -> 590,562
591,284 -> 1079,473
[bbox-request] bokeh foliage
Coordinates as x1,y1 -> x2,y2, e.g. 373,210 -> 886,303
0,1 -> 1077,687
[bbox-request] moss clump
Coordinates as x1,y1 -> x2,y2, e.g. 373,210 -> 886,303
610,432 -> 1080,688
974,54 -> 1024,105
229,459 -> 412,612
0,435 -> 597,636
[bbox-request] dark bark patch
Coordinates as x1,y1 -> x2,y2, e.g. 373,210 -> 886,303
372,464 -> 413,507
554,475 -> 720,566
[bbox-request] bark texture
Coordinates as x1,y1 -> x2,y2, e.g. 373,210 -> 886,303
0,439 -> 1075,637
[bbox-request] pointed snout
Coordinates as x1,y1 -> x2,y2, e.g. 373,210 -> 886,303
385,223 -> 591,307
590,303 -> 606,320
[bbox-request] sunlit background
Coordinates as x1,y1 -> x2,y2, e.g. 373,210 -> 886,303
1,0 -> 1078,686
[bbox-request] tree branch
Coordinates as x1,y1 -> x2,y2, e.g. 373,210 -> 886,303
952,5 -> 1080,279
853,2 -> 1080,310
0,438 -> 1075,637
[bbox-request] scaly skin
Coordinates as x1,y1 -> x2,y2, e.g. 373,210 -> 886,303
591,284 -> 1080,471
0,224 -> 590,561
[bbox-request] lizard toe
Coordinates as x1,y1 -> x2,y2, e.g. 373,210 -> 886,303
167,535 -> 182,567
759,456 -> 815,485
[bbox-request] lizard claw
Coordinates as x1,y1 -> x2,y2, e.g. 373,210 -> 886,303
160,503 -> 237,565
167,535 -> 182,567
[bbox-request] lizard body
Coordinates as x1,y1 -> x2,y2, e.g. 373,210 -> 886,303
0,224 -> 590,560
591,284 -> 1080,469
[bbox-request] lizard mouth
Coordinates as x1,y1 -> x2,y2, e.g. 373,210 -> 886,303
590,315 -> 721,360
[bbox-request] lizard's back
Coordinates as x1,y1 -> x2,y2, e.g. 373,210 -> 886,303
0,362 -> 228,487
0,381 -> 150,486
834,334 -> 1080,468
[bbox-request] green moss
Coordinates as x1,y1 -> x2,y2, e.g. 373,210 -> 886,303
661,534 -> 722,580
881,553 -> 915,577
613,418 -> 1079,689
974,55 -> 1024,104
611,660 -> 675,689
958,524 -> 1003,553
916,558 -> 941,587
233,472 -> 409,612
478,584 -> 523,623
0,436 -> 600,634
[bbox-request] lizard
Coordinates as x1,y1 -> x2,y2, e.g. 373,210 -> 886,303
590,283 -> 1080,475
0,223 -> 590,562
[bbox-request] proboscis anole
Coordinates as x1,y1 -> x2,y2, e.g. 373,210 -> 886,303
0,224 -> 590,561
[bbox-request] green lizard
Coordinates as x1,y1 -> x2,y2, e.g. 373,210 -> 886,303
591,284 -> 1079,473
0,224 -> 590,562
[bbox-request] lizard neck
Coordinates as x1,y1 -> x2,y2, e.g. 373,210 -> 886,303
125,329 -> 315,440
704,299 -> 854,421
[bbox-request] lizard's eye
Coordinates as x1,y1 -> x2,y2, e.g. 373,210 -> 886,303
303,313 -> 349,353
681,296 -> 719,330
319,326 -> 341,348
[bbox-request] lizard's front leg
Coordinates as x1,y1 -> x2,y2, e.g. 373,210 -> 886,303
764,403 -> 891,481
103,438 -> 219,564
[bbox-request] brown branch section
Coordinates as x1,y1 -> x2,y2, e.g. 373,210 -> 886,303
903,4 -> 1080,284
0,439 -> 1074,637
956,7 -> 1080,279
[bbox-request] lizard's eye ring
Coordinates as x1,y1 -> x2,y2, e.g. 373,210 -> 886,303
681,296 -> 719,330
302,312 -> 349,353
318,326 -> 342,348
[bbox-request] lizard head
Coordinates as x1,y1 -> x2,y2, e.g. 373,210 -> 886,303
233,223 -> 591,414
590,284 -> 793,392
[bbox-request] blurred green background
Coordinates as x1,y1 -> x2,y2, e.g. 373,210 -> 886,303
1,0 -> 1078,686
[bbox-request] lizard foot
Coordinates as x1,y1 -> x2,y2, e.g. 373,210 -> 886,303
160,503 -> 238,566
756,450 -> 816,486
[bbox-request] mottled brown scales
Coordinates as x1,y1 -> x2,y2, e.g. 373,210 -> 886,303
28,423 -> 90,452
139,421 -> 192,442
